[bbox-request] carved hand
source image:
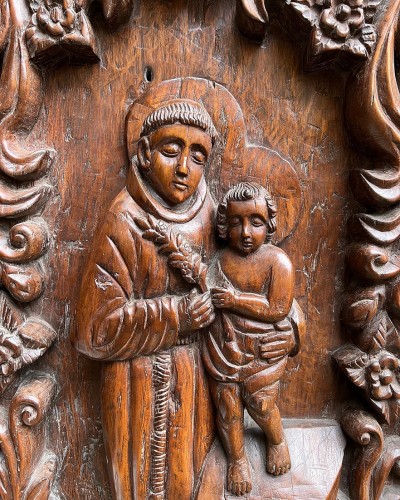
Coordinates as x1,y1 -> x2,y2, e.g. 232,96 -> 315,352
211,287 -> 236,309
259,326 -> 296,364
178,289 -> 215,335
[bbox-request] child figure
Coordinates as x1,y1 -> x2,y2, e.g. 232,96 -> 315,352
203,182 -> 300,496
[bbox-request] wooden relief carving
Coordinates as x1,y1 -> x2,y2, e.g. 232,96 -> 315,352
0,0 -> 396,496
0,373 -> 57,499
237,0 -> 380,70
334,0 -> 400,426
74,78 -> 307,498
0,0 -> 58,496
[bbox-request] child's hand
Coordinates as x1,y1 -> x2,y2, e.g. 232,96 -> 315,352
211,287 -> 236,309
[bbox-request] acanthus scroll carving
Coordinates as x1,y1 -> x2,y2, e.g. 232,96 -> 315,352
341,408 -> 400,499
334,0 -> 400,428
0,1 -> 59,498
0,373 -> 57,499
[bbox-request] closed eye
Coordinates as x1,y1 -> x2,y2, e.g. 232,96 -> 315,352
160,143 -> 181,157
191,147 -> 207,165
251,216 -> 266,227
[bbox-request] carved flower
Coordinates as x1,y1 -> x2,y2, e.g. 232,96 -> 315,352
367,351 -> 400,401
320,0 -> 364,40
26,0 -> 99,65
31,0 -> 76,38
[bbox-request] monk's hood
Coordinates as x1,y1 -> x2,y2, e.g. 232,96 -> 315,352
126,156 -> 208,223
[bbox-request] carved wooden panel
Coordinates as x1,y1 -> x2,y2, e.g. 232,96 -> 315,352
0,0 -> 399,498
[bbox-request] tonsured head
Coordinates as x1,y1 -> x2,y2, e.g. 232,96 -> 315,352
137,101 -> 218,205
217,182 -> 277,255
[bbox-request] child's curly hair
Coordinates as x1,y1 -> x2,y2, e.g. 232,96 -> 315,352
217,182 -> 277,243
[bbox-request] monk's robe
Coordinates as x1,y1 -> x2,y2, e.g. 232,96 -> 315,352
73,158 -> 216,500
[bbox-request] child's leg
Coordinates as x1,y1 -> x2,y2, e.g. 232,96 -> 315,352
209,378 -> 252,496
244,382 -> 291,476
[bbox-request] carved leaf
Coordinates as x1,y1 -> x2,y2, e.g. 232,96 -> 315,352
99,0 -> 134,29
290,3 -> 319,26
0,295 -> 56,387
349,205 -> 400,245
342,37 -> 369,58
25,455 -> 56,500
371,315 -> 388,351
0,181 -> 51,219
342,286 -> 384,329
333,344 -> 369,389
18,318 -> 57,350
1,263 -> 44,303
0,17 -> 56,181
351,167 -> 400,207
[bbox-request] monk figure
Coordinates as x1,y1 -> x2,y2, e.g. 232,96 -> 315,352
73,97 -> 300,499
73,100 -> 218,499
202,182 -> 300,496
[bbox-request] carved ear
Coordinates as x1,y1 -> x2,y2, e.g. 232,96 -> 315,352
137,136 -> 152,170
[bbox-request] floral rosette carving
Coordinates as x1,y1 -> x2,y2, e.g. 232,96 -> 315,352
287,0 -> 379,68
336,345 -> 400,423
26,0 -> 99,65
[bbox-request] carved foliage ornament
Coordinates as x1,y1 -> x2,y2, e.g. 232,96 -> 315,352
0,0 -> 58,497
334,0 -> 400,428
237,0 -> 380,69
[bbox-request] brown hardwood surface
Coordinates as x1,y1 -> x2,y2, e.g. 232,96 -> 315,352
21,0 -> 372,497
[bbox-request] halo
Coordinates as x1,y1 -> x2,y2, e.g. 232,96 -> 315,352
126,77 -> 303,243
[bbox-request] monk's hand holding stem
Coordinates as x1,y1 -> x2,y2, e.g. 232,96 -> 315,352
259,327 -> 296,364
178,289 -> 215,335
211,287 -> 236,308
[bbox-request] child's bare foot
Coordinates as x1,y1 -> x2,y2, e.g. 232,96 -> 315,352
266,439 -> 291,476
227,455 -> 252,496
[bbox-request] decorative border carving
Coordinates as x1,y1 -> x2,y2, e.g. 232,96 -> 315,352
341,408 -> 400,499
333,0 -> 400,428
237,0 -> 380,70
0,0 -> 60,496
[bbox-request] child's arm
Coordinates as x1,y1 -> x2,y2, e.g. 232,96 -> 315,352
211,253 -> 295,322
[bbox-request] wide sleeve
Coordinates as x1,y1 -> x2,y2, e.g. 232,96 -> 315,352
72,207 -> 180,361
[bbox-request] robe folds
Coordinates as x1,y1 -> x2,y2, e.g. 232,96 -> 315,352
74,160 -> 216,499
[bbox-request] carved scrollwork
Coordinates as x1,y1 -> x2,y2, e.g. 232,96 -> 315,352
341,409 -> 400,499
334,0 -> 400,430
341,409 -> 384,499
0,3 -> 58,498
0,373 -> 57,499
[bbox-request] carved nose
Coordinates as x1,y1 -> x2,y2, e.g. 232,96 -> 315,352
241,222 -> 251,238
176,155 -> 189,176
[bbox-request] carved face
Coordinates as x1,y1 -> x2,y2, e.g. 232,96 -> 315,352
226,197 -> 269,255
138,123 -> 212,205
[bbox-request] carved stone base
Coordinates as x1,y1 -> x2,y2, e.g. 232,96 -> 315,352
197,419 -> 346,499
